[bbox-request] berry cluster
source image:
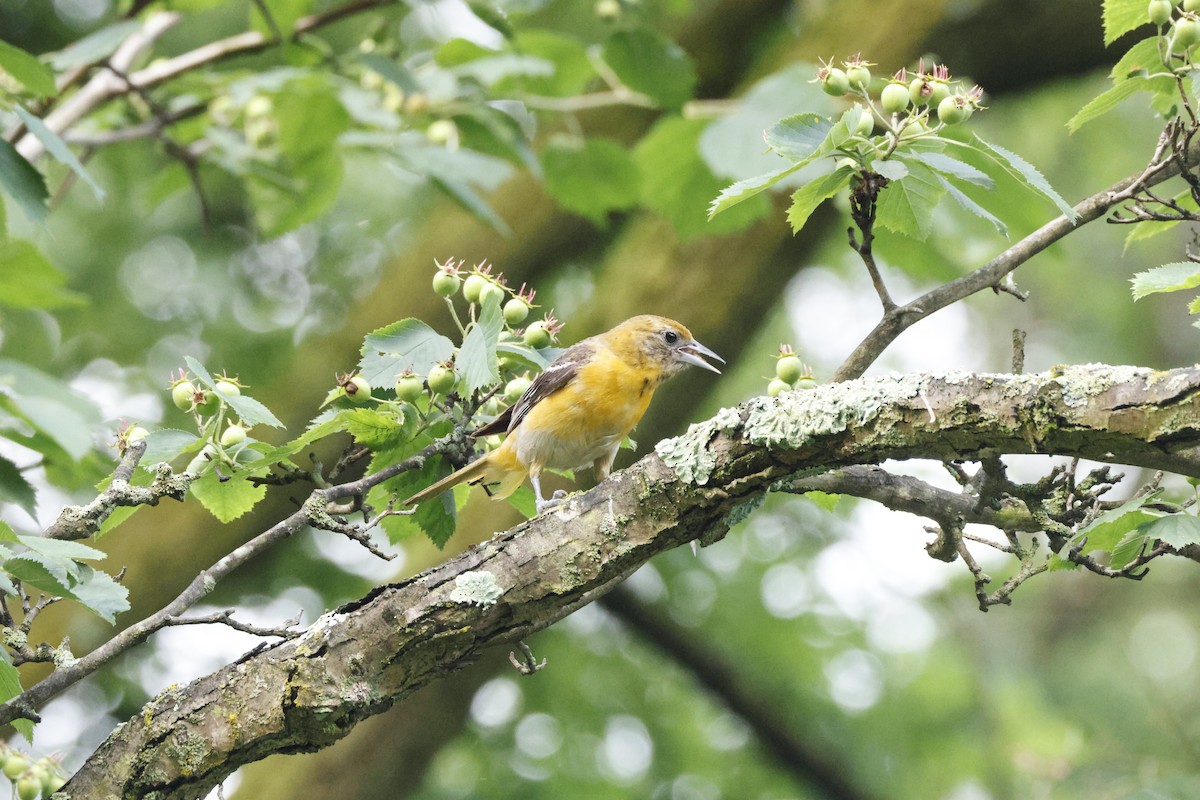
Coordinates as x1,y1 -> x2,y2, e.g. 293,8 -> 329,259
767,346 -> 815,397
1148,0 -> 1200,55
817,56 -> 984,135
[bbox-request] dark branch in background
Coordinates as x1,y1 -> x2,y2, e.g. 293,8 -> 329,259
54,364 -> 1200,799
601,588 -> 879,800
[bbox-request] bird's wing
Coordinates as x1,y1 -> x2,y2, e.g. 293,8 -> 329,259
472,339 -> 595,437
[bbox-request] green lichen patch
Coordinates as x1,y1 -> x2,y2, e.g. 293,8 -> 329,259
655,406 -> 742,486
448,570 -> 504,607
1054,364 -> 1150,408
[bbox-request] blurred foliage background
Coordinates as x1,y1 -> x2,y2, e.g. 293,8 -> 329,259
3,1 -> 1200,799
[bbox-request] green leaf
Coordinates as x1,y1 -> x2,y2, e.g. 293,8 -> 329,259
786,167 -> 852,233
937,175 -> 1008,236
358,318 -> 456,388
1125,189 -> 1197,248
459,296 -> 504,392
184,357 -> 285,429
1131,262 -> 1200,299
468,2 -> 515,39
0,659 -> 31,741
501,30 -> 593,97
13,105 -> 104,199
256,411 -> 351,465
17,535 -> 105,562
1138,513 -> 1200,547
906,151 -> 993,188
1103,0 -> 1150,45
1076,491 -> 1161,553
0,39 -> 56,97
6,553 -> 72,596
0,140 -> 48,223
67,563 -> 129,623
0,359 -> 101,462
763,112 -> 835,161
636,116 -> 770,238
601,29 -> 696,111
1110,529 -> 1150,569
189,471 -> 268,523
707,162 -> 802,219
0,522 -> 18,543
0,454 -> 36,518
971,135 -> 1078,222
357,52 -> 419,93
1111,36 -> 1163,80
342,408 -> 414,449
370,450 -> 457,547
1067,75 -> 1171,132
46,19 -> 141,70
0,239 -> 85,309
141,428 -> 203,464
541,137 -> 641,225
875,159 -> 943,240
803,491 -> 840,511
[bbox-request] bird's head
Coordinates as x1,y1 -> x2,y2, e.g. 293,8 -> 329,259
614,315 -> 725,377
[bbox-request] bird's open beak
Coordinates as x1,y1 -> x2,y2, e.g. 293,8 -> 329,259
678,340 -> 724,374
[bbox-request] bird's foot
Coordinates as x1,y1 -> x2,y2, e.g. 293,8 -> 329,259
535,490 -> 570,514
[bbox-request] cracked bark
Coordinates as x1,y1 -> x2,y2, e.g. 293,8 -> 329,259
64,364 -> 1200,798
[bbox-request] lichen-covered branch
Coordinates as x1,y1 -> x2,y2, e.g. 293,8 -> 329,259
58,363 -> 1200,798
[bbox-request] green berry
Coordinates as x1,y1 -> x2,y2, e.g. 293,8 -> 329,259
220,424 -> 246,447
504,376 -> 532,403
479,281 -> 506,308
937,95 -> 970,125
344,376 -> 372,404
432,270 -> 460,298
767,379 -> 790,398
462,274 -> 488,304
214,380 -> 241,397
846,64 -> 871,91
3,753 -> 29,780
1185,0 -> 1200,10
821,68 -> 849,96
851,107 -> 874,136
1151,0 -> 1174,24
171,381 -> 197,411
880,82 -> 910,114
427,364 -> 456,395
15,773 -> 39,800
503,298 -> 530,325
523,321 -> 551,349
775,355 -> 804,384
1172,16 -> 1200,52
195,390 -> 220,416
125,426 -> 148,443
395,373 -> 423,402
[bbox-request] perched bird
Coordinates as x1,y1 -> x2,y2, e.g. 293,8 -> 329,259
403,315 -> 723,513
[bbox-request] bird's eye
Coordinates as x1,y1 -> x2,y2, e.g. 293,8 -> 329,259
663,330 -> 679,345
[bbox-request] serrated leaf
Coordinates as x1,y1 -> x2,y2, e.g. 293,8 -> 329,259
786,167 -> 852,233
972,135 -> 1078,222
189,470 -> 268,523
1111,36 -> 1163,80
0,39 -> 56,97
1103,0 -> 1150,45
1110,529 -> 1150,569
763,112 -> 835,161
1045,553 -> 1080,572
184,357 -> 284,429
467,2 -> 515,39
1124,190 -> 1197,249
602,28 -> 695,111
5,553 -> 72,595
1138,512 -> 1200,547
875,159 -> 943,240
1130,262 -> 1200,299
141,428 -> 203,464
17,535 -> 105,562
937,175 -> 1008,236
358,318 -> 457,388
0,522 -> 18,543
1068,75 -> 1168,133
67,563 -> 129,623
1076,491 -> 1161,553
0,454 -> 36,518
906,150 -> 993,188
0,140 -> 48,223
342,408 -> 413,449
459,296 -> 504,391
0,659 -> 31,741
0,238 -> 85,309
708,162 -> 802,219
14,105 -> 104,199
872,160 -> 908,181
541,137 -> 640,225
371,452 -> 457,547
47,19 -> 141,70
257,411 -> 351,465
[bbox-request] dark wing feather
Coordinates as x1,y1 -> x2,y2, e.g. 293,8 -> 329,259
472,339 -> 594,437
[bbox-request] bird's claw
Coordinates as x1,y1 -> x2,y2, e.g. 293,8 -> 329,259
535,490 -> 569,514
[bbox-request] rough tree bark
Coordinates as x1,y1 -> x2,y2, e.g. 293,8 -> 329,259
62,363 -> 1200,798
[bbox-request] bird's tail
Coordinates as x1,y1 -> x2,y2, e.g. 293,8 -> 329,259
403,448 -> 527,506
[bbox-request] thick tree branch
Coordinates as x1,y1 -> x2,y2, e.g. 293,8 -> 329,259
56,363 -> 1200,798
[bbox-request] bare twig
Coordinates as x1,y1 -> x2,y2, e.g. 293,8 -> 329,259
165,608 -> 304,639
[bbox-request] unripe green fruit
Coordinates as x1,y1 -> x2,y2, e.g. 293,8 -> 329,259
46,773 -> 67,793
795,375 -> 818,390
775,355 -> 805,384
427,365 -> 456,395
215,380 -> 240,397
479,281 -> 506,308
504,376 -> 532,403
821,68 -> 849,96
220,424 -> 246,447
523,321 -> 551,349
928,80 -> 952,107
126,426 -> 148,443
880,82 -> 910,114
1172,16 -> 1200,52
345,376 -> 372,403
937,96 -> 970,125
767,378 -> 790,398
503,298 -> 530,325
432,270 -> 460,298
462,274 -> 488,303
908,77 -> 930,106
426,119 -> 456,145
846,64 -> 871,91
195,390 -> 220,416
1185,0 -> 1200,10
15,773 -> 39,800
3,754 -> 29,780
851,108 -> 874,136
1151,0 -> 1174,24
395,373 -> 423,402
172,381 -> 197,411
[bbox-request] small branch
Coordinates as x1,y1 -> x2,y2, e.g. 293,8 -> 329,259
847,172 -> 896,312
165,608 -> 304,639
507,641 -> 547,675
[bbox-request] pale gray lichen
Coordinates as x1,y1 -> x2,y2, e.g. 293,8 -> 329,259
1055,364 -> 1148,408
449,570 -> 504,607
655,406 -> 742,486
724,494 -> 766,527
744,373 -> 929,448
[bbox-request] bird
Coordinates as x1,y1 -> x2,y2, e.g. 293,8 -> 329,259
403,315 -> 723,513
